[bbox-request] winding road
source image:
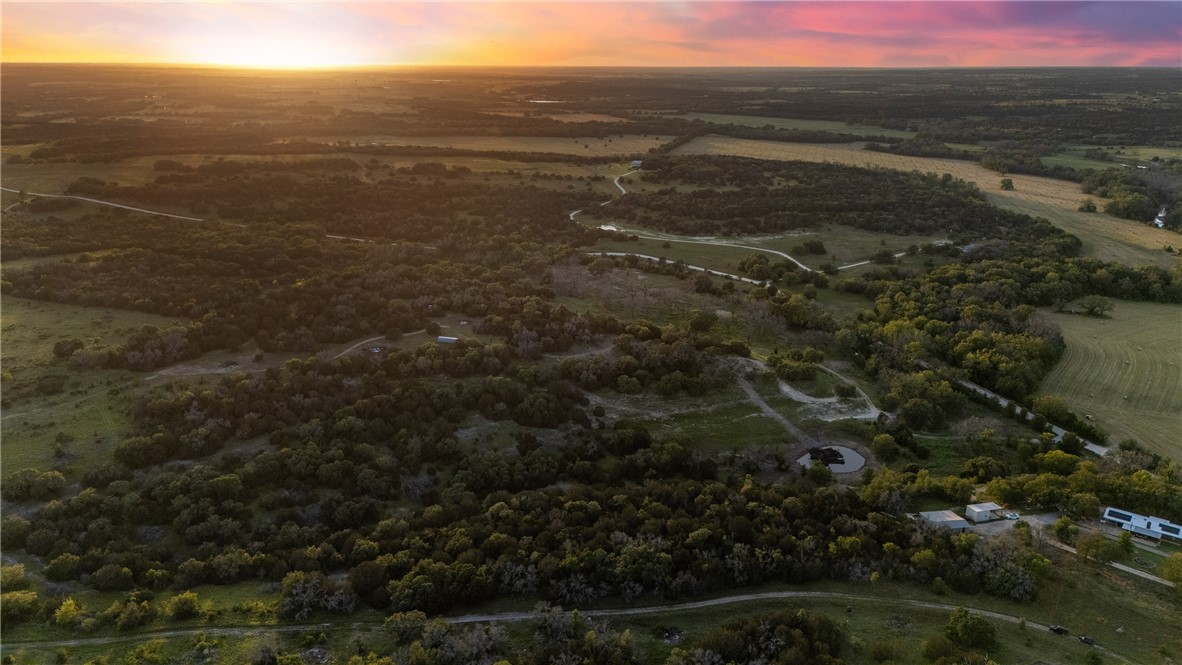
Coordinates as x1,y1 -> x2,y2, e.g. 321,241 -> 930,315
576,170 -> 920,274
736,373 -> 816,446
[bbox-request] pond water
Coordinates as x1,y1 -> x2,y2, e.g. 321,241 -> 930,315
796,445 -> 866,473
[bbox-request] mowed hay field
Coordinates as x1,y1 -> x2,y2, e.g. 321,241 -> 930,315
1039,301 -> 1182,459
671,136 -> 1181,269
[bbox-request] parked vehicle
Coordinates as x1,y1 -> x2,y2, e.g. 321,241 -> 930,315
1079,635 -> 1095,645
1049,625 -> 1069,635
1005,512 -> 1021,520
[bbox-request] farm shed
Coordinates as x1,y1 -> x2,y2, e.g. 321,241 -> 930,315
436,336 -> 459,344
1101,507 -> 1182,543
965,502 -> 1004,523
918,510 -> 971,533
631,160 -> 643,169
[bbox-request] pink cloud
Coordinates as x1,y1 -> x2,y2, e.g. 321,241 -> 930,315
2,1 -> 1178,67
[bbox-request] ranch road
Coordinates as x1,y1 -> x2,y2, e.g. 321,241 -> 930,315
2,591 -> 1128,660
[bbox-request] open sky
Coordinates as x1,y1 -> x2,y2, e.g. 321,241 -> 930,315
2,1 -> 1179,68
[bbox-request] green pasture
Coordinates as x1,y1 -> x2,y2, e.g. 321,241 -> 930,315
0,295 -> 182,474
1039,301 -> 1182,461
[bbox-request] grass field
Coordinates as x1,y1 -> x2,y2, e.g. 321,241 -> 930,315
748,226 -> 947,270
670,136 -> 1182,269
1063,144 -> 1182,165
1039,301 -> 1182,460
0,295 -> 181,474
682,112 -> 916,139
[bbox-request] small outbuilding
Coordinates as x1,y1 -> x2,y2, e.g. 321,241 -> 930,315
436,336 -> 459,344
966,502 -> 1004,523
918,510 -> 971,533
631,160 -> 643,169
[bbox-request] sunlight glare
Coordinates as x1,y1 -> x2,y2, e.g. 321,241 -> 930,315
185,35 -> 371,69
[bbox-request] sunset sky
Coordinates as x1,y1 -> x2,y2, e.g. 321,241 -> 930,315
2,1 -> 1179,68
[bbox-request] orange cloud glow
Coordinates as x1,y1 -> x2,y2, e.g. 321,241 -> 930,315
3,2 -> 1179,68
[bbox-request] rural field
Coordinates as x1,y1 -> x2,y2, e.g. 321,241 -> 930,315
682,112 -> 917,139
671,136 -> 1182,269
1039,300 -> 1182,460
297,134 -> 671,156
0,296 -> 180,472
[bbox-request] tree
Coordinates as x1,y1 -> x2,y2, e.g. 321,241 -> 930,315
55,597 -> 82,628
1078,295 -> 1114,317
870,433 -> 901,462
945,607 -> 997,650
1000,178 -> 1015,191
1078,198 -> 1097,212
1053,516 -> 1078,544
1160,552 -> 1182,589
1076,532 -> 1124,565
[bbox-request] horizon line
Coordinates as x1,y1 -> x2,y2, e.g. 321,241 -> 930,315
4,61 -> 1179,71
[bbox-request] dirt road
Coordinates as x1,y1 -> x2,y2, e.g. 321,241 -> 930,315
0,186 -> 204,221
3,590 -> 1128,660
736,373 -> 814,445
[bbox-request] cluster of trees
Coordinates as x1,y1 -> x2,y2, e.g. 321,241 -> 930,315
59,168 -> 606,243
837,241 -> 1182,417
666,609 -> 846,665
1080,168 -> 1180,227
553,323 -> 746,395
4,426 -> 1062,621
980,449 -> 1182,521
865,138 -> 978,161
734,254 -> 829,288
4,212 -> 624,369
978,142 -> 1081,180
596,156 -> 1051,239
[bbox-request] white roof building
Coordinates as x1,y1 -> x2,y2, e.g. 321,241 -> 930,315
1101,507 -> 1182,542
966,502 -> 1004,523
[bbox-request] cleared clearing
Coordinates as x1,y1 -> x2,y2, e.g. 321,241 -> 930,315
671,136 -> 1181,269
1039,301 -> 1182,460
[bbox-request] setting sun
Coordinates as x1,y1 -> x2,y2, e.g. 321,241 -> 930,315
179,34 -> 373,69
